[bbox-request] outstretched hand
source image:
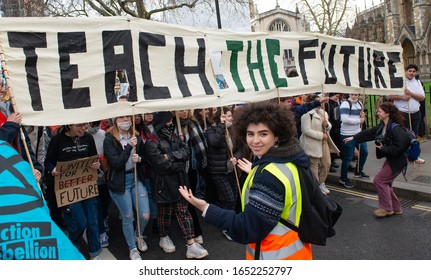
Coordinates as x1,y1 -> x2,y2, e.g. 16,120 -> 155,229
179,186 -> 208,212
237,158 -> 252,174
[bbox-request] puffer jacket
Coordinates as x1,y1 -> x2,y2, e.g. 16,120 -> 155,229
206,123 -> 228,174
103,133 -> 146,194
144,125 -> 190,203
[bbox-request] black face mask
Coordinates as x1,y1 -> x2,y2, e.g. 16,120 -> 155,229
165,123 -> 175,133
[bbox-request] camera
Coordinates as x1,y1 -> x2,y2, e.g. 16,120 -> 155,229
375,135 -> 385,145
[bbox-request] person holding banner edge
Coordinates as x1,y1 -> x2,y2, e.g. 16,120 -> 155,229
387,63 -> 426,164
103,115 -> 150,260
44,123 -> 102,260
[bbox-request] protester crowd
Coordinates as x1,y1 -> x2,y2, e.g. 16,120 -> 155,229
0,64 -> 427,260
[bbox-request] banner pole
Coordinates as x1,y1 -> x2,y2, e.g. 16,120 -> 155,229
0,46 -> 44,197
203,109 -> 207,131
357,94 -> 366,175
132,114 -> 141,240
175,111 -> 184,141
221,106 -> 242,197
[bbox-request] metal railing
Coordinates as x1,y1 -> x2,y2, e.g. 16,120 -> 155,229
364,87 -> 430,136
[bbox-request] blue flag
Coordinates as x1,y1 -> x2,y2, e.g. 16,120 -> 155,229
0,140 -> 84,260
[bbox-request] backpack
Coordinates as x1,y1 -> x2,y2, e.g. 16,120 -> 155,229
345,99 -> 362,114
255,163 -> 343,246
390,123 -> 420,162
344,99 -> 366,130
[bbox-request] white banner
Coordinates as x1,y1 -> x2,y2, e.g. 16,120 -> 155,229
0,17 -> 405,126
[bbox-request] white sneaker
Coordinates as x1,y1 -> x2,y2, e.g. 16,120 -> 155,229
222,230 -> 233,241
319,183 -> 330,195
91,255 -> 102,260
186,242 -> 209,259
100,232 -> 109,248
136,235 -> 148,252
159,236 -> 176,253
194,235 -> 204,245
129,248 -> 141,260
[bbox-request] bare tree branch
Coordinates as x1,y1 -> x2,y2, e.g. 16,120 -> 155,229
43,0 -> 247,23
297,0 -> 352,36
118,0 -> 138,17
146,0 -> 198,19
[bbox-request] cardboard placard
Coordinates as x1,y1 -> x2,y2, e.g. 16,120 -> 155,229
54,155 -> 99,207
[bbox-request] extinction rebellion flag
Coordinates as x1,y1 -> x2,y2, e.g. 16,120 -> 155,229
0,140 -> 84,260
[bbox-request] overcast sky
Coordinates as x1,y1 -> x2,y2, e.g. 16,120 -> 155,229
254,0 -> 384,14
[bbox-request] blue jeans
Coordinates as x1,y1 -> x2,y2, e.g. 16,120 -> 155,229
340,135 -> 368,180
62,197 -> 102,257
109,173 -> 150,251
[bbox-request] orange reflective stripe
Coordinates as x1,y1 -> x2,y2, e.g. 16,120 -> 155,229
245,230 -> 313,260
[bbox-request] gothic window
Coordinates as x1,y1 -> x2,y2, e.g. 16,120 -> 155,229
269,19 -> 291,32
402,39 -> 415,66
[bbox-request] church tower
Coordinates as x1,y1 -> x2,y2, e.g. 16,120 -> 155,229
385,0 -> 401,44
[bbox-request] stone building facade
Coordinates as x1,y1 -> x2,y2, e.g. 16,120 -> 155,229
250,3 -> 309,33
346,0 -> 431,81
249,1 -> 309,77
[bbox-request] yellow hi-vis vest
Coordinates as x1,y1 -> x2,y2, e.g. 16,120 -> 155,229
241,162 -> 312,260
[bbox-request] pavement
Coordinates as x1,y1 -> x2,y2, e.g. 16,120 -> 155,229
326,136 -> 431,202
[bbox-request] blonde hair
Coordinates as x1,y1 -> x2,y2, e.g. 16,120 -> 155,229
107,116 -> 138,141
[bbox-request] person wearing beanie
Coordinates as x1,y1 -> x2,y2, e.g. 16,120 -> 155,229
144,111 -> 209,259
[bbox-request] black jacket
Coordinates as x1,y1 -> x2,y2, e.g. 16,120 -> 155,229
103,133 -> 145,194
206,123 -> 228,174
45,131 -> 97,190
144,126 -> 190,203
353,120 -> 410,173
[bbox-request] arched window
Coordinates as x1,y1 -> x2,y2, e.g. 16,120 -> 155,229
269,19 -> 291,32
402,39 -> 415,66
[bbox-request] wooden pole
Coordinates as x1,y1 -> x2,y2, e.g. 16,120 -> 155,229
357,95 -> 365,175
175,111 -> 184,141
0,46 -> 44,197
203,109 -> 207,131
221,107 -> 242,197
132,114 -> 141,239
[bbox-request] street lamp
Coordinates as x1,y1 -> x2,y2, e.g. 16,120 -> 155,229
215,0 -> 222,29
